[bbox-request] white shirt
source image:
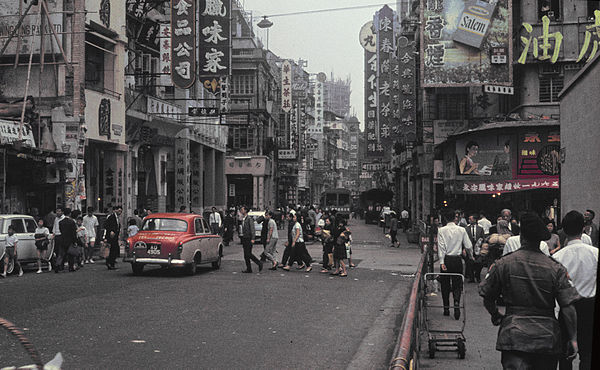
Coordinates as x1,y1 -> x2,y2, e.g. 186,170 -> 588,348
503,236 -> 550,256
478,217 -> 492,234
209,212 -> 222,227
581,233 -> 592,246
553,240 -> 598,298
82,214 -> 99,241
267,218 -> 278,240
52,215 -> 65,235
437,222 -> 473,265
292,222 -> 304,243
401,210 -> 409,219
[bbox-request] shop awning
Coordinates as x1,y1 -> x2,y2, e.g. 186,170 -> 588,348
450,178 -> 559,194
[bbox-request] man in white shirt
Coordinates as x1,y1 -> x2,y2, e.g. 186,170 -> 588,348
209,207 -> 222,235
50,207 -> 65,270
503,236 -> 550,256
437,209 -> 473,319
553,211 -> 598,370
82,206 -> 99,264
478,211 -> 492,235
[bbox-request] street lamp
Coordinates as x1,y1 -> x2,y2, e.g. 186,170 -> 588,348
257,16 -> 273,49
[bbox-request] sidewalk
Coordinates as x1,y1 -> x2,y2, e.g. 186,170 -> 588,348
417,272 -> 502,369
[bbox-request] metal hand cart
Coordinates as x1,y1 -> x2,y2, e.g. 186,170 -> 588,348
422,272 -> 466,359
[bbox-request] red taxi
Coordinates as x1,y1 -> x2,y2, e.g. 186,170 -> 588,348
124,213 -> 223,275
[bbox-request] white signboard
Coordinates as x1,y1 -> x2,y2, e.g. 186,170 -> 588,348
281,60 -> 292,113
312,81 -> 324,135
0,119 -> 36,147
159,23 -> 171,85
0,0 -> 63,56
278,149 -> 296,160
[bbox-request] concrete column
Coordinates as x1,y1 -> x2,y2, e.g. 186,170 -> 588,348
203,148 -> 215,208
253,176 -> 259,209
214,151 -> 226,208
198,147 -> 204,211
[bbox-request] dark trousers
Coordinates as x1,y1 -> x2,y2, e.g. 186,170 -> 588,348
242,238 -> 260,271
559,297 -> 595,370
55,241 -> 75,271
322,242 -> 333,269
390,230 -> 397,244
440,255 -> 463,309
501,351 -> 558,370
288,242 -> 311,267
106,237 -> 119,267
464,255 -> 483,282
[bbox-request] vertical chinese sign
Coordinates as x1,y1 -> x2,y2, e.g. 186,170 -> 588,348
281,60 -> 293,150
175,139 -> 190,211
396,35 -> 416,139
420,0 -> 512,86
159,23 -> 172,86
198,0 -> 232,91
171,0 -> 196,88
313,80 -> 324,136
360,21 -> 382,157
375,5 -> 395,152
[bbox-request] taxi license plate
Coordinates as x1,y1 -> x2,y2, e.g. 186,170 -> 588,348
147,244 -> 161,255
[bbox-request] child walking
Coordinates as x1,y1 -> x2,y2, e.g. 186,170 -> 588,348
2,225 -> 24,277
35,218 -> 51,273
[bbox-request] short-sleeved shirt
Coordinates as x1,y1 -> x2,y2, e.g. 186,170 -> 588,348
479,248 -> 580,353
267,218 -> 278,240
35,227 -> 50,238
82,215 -> 99,241
76,226 -> 87,240
5,234 -> 18,248
292,222 -> 304,243
553,240 -> 598,298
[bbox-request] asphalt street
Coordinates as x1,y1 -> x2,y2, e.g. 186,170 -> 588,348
0,220 -> 421,369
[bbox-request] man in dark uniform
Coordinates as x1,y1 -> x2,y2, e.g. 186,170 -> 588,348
104,205 -> 122,270
240,206 -> 262,273
479,212 -> 580,369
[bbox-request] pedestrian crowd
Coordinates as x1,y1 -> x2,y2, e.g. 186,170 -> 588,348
429,206 -> 598,369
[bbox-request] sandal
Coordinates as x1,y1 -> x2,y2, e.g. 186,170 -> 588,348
282,266 -> 290,271
340,273 -> 348,277
320,269 -> 329,273
306,266 -> 312,272
296,264 -> 306,270
330,271 -> 340,276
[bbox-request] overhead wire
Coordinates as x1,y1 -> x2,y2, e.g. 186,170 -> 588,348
256,2 -> 399,19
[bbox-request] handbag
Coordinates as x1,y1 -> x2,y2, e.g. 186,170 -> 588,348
67,243 -> 79,257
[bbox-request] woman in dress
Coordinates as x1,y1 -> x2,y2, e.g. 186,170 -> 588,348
544,218 -> 561,254
332,218 -> 350,277
459,141 -> 480,175
283,213 -> 312,272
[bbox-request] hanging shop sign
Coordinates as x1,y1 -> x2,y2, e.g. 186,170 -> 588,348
290,103 -> 298,150
174,139 -> 190,210
98,98 -> 111,139
309,81 -> 324,136
171,0 -> 196,89
395,34 -> 417,140
420,0 -> 512,87
281,60 -> 292,113
376,5 -> 396,151
363,20 -> 382,157
278,149 -> 297,160
159,23 -> 171,85
359,20 -> 377,53
0,119 -> 36,147
198,0 -> 231,92
517,130 -> 560,179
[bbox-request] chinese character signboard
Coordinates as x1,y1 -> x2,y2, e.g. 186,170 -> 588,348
171,0 -> 196,89
290,103 -> 298,150
159,23 -> 171,85
310,81 -> 324,136
420,0 -> 513,87
281,60 -> 292,113
361,20 -> 383,157
174,138 -> 190,210
453,178 -> 559,194
517,130 -> 560,179
376,5 -> 396,151
396,35 -> 417,140
198,0 -> 231,87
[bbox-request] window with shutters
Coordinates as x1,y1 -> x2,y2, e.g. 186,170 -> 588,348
539,66 -> 563,103
85,32 -> 116,96
232,74 -> 255,95
228,127 -> 256,150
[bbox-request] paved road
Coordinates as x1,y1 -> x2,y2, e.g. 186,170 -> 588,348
0,219 -> 421,369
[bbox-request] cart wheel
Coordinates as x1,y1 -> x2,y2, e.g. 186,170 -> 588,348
457,338 -> 466,359
428,340 -> 436,359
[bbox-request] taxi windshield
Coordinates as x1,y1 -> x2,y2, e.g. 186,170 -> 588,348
142,218 -> 188,232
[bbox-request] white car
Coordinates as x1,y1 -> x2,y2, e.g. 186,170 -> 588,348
238,211 -> 265,243
0,215 -> 53,273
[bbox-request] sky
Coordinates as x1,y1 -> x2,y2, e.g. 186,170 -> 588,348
241,0 -> 400,128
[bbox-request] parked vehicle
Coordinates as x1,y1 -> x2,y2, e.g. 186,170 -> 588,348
320,188 -> 352,219
124,213 -> 223,275
237,210 -> 264,243
0,215 -> 53,273
359,188 -> 394,224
